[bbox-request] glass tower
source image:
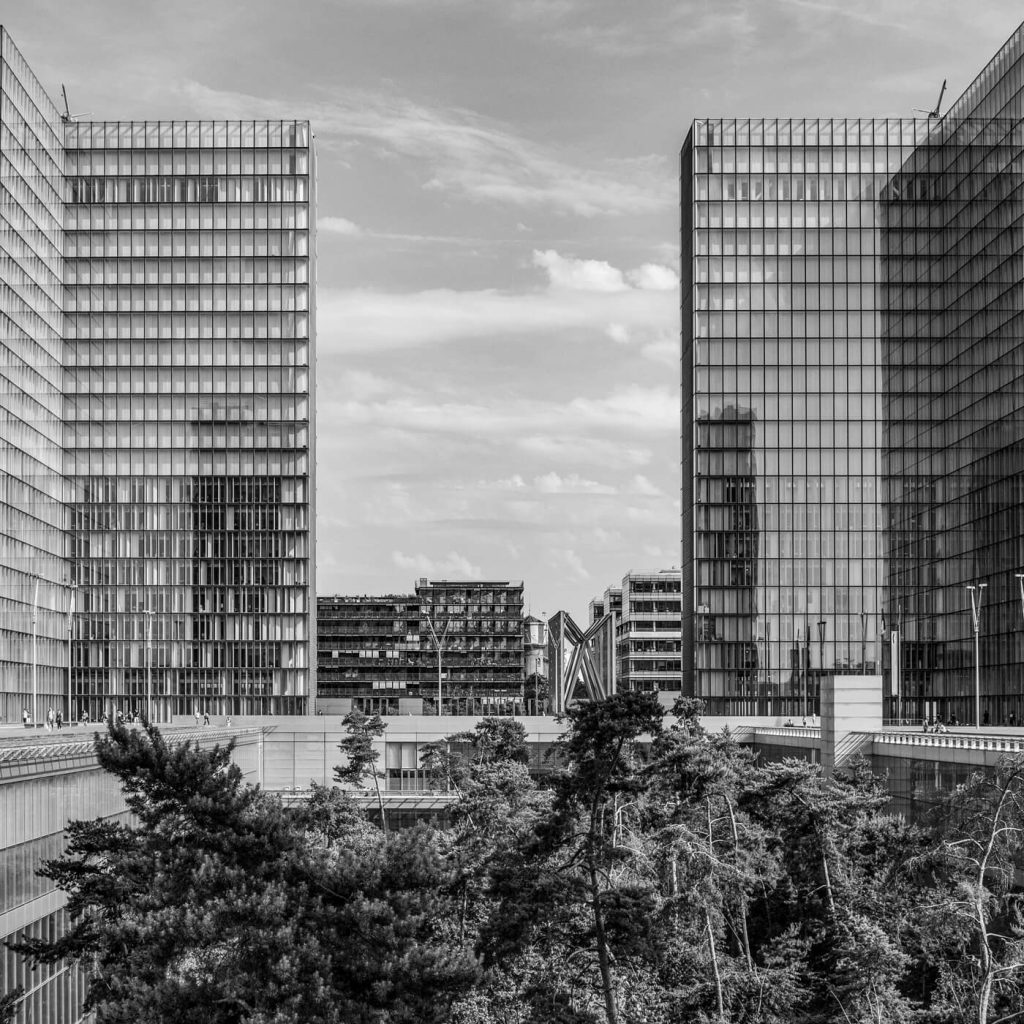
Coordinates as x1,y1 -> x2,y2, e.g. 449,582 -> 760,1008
63,119 -> 316,719
0,29 -> 69,725
683,21 -> 1024,723
882,24 -> 1024,727
682,117 -> 941,715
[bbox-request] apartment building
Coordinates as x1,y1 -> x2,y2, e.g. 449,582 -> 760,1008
317,580 -> 526,714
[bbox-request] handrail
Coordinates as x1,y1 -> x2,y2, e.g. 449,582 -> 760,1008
752,727 -> 821,739
0,726 -> 261,763
873,731 -> 1024,753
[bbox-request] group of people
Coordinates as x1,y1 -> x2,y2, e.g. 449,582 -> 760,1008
20,706 -> 228,729
101,709 -> 143,726
921,710 -> 1018,732
22,707 -> 66,729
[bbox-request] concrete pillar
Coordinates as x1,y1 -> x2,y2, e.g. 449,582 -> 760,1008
820,675 -> 883,776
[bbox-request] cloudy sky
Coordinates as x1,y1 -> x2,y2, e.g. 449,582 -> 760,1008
7,0 -> 1022,619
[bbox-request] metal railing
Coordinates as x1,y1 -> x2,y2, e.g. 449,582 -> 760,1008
873,731 -> 1024,753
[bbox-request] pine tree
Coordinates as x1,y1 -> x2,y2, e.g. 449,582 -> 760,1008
484,692 -> 664,1024
335,710 -> 388,834
7,720 -> 481,1023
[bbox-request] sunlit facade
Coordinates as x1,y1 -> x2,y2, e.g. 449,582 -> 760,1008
0,29 -> 69,725
64,119 -> 316,719
0,27 -> 316,723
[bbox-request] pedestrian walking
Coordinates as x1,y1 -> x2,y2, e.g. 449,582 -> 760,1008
56,709 -> 63,730
194,708 -> 201,727
203,710 -> 210,726
46,707 -> 55,730
22,708 -> 30,728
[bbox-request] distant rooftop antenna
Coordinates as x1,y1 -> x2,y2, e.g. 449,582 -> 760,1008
913,79 -> 947,119
60,84 -> 91,122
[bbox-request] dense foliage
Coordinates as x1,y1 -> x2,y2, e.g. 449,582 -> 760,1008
5,699 -> 1024,1023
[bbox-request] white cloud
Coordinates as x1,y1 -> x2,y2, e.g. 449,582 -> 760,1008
319,216 -> 363,236
629,474 -> 663,496
317,249 -> 679,354
177,81 -> 671,218
626,263 -> 679,291
566,385 -> 678,433
487,474 -> 527,490
516,435 -> 652,468
591,526 -> 622,547
560,548 -> 591,581
327,384 -> 676,440
534,472 -> 617,495
626,505 -> 678,525
606,322 -> 631,344
338,368 -> 399,400
532,249 -> 626,291
641,338 -> 679,367
392,550 -> 483,579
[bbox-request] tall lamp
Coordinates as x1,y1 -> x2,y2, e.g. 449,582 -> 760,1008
30,574 -> 41,726
426,615 -> 451,716
67,581 -> 77,723
966,583 -> 986,728
145,609 -> 156,723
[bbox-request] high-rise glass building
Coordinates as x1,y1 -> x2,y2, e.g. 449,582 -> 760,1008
0,28 -> 316,722
881,27 -> 1024,727
682,22 -> 1024,724
0,29 -> 70,725
682,117 -> 925,714
64,119 -> 315,719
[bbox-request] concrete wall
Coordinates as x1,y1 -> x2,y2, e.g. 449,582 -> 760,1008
820,675 -> 882,775
170,714 -> 568,791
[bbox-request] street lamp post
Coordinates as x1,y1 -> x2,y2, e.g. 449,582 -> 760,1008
804,618 -> 812,719
426,615 -> 451,716
67,582 -> 77,723
816,620 -> 826,719
966,583 -> 987,728
859,610 -> 868,673
30,574 -> 41,727
145,609 -> 155,723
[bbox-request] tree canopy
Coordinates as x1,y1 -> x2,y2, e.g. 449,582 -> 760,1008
5,701 -> 1024,1023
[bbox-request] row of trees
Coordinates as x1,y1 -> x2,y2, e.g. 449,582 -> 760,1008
4,695 -> 1024,1023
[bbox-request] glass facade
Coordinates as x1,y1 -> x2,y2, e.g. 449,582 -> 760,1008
881,24 -> 1024,727
684,23 -> 1024,723
63,119 -> 316,719
682,116 -> 942,715
0,29 -> 70,725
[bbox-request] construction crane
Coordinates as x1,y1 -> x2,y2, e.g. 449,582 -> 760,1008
913,79 -> 947,119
